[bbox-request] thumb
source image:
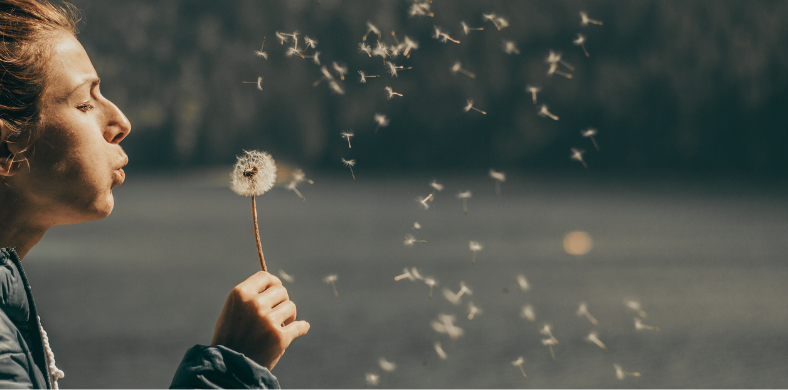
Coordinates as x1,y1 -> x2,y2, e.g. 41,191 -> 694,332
285,320 -> 310,339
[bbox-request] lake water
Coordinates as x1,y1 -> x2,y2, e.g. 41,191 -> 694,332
24,170 -> 788,388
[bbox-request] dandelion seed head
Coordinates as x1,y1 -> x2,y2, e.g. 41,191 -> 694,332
366,21 -> 380,36
457,190 -> 472,199
503,40 -> 519,54
469,241 -> 483,252
328,80 -> 345,95
464,99 -> 475,112
285,47 -> 303,57
311,51 -> 321,65
451,61 -> 462,74
275,31 -> 287,44
541,338 -> 557,346
374,113 -> 390,127
278,269 -> 294,283
373,41 -> 388,58
527,85 -> 541,93
230,150 -> 277,197
574,33 -> 586,45
570,148 -> 585,162
520,304 -> 536,322
410,267 -> 423,280
341,131 -> 354,139
582,128 -> 598,137
341,158 -> 356,167
517,274 -> 530,291
482,12 -> 497,21
254,50 -> 268,59
403,36 -> 419,54
489,169 -> 506,182
424,277 -> 437,287
404,234 -> 417,246
358,71 -> 368,83
430,180 -> 444,192
495,16 -> 509,29
413,221 -> 421,229
442,288 -> 461,305
409,2 -> 432,17
379,358 -> 396,372
304,36 -> 318,48
434,342 -> 448,359
323,274 -> 338,283
365,373 -> 380,386
461,21 -> 471,34
359,42 -> 372,56
614,364 -> 625,380
512,357 -> 524,366
386,61 -> 399,77
332,61 -> 348,76
546,50 -> 562,64
320,66 -> 334,80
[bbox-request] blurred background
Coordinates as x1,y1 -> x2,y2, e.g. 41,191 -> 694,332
23,0 -> 788,388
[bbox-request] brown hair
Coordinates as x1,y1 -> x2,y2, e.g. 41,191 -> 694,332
0,0 -> 79,161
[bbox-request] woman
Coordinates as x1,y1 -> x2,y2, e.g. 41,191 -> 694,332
0,1 -> 309,388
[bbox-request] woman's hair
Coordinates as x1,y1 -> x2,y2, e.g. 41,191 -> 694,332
0,0 -> 79,160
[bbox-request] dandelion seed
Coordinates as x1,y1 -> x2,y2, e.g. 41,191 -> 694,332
574,33 -> 590,57
417,193 -> 434,210
365,373 -> 380,386
576,302 -> 599,325
291,168 -> 314,185
582,128 -> 600,151
464,99 -> 487,115
313,66 -> 334,87
404,234 -> 427,247
331,62 -> 348,81
395,268 -> 415,281
306,51 -> 321,65
409,2 -> 433,17
482,12 -> 509,30
328,80 -> 345,95
275,31 -> 287,45
547,50 -> 575,71
372,41 -> 389,62
539,324 -> 557,340
323,274 -> 339,297
526,85 -> 541,104
520,304 -> 536,322
443,282 -> 472,305
379,358 -> 397,372
341,158 -> 356,179
516,274 -> 531,292
625,300 -> 647,318
242,76 -> 263,91
460,21 -> 484,35
586,331 -> 608,350
384,86 -> 403,99
413,221 -> 422,230
502,40 -> 520,55
570,148 -> 588,169
254,37 -> 268,59
434,342 -> 448,359
580,11 -> 604,26
374,113 -> 389,132
285,46 -> 305,58
409,267 -> 423,280
511,357 -> 527,379
287,31 -> 300,47
538,104 -> 559,121
304,36 -> 318,49
547,62 -> 573,79
402,36 -> 419,57
362,21 -> 382,42
286,180 -> 306,201
424,277 -> 438,298
467,301 -> 482,320
469,241 -> 483,264
634,318 -> 660,331
457,190 -> 472,214
429,180 -> 444,194
433,26 -> 460,44
451,61 -> 476,78
489,169 -> 505,195
385,61 -> 411,77
278,269 -> 294,283
540,324 -> 559,360
359,42 -> 372,57
614,364 -> 641,381
358,71 -> 379,84
431,313 -> 464,339
231,150 -> 277,271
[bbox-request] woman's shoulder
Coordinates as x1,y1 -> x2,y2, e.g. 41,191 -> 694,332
0,248 -> 29,325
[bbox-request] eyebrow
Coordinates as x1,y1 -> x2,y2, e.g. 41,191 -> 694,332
65,76 -> 101,99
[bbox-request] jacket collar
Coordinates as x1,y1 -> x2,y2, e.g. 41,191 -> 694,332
0,248 -> 30,324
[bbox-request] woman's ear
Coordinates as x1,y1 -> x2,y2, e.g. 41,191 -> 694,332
0,120 -> 17,177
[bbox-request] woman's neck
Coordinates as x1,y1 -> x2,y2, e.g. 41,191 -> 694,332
0,190 -> 50,260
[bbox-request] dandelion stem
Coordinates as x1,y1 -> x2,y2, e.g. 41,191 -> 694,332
591,137 -> 600,151
350,167 -> 355,179
330,281 -> 338,297
518,365 -> 527,379
462,199 -> 468,214
251,195 -> 266,271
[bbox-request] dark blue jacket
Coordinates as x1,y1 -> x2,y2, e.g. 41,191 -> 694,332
0,248 -> 280,389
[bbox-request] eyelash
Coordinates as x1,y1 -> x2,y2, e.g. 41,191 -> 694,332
77,102 -> 94,112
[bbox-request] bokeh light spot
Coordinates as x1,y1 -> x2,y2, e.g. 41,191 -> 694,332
564,231 -> 593,256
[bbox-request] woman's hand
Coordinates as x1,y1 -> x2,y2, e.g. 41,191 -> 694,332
211,271 -> 310,370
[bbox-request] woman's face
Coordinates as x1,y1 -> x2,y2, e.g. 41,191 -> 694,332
9,32 -> 131,226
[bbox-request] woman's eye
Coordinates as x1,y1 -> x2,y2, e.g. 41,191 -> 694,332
77,103 -> 94,112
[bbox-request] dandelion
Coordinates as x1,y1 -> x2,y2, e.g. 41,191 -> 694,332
538,104 -> 559,121
461,21 -> 484,35
434,342 -> 448,359
625,300 -> 647,318
457,190 -> 472,214
576,302 -> 599,325
254,37 -> 268,59
634,318 -> 660,331
375,357 -> 397,373
403,234 -> 427,247
570,148 -> 588,169
417,193 -> 434,210
463,99 -> 487,115
586,331 -> 608,350
374,113 -> 389,132
614,364 -> 641,380
384,86 -> 403,99
341,158 -> 356,179
431,313 -> 464,339
304,36 -> 318,49
574,33 -> 590,57
489,169 -> 505,195
365,373 -> 380,386
526,85 -> 541,104
469,241 -> 483,264
357,71 -> 379,84
231,150 -> 277,271
286,180 -> 306,201
520,304 -> 536,322
511,357 -> 527,379
433,26 -> 460,44
429,180 -> 444,194
402,36 -> 419,57
516,274 -> 531,292
467,301 -> 482,320
278,269 -> 294,283
332,62 -> 348,80
372,41 -> 389,62
443,281 -> 472,305
582,128 -> 600,151
324,274 -> 339,297
341,131 -> 354,148
359,42 -> 372,57
362,21 -> 382,42
502,40 -> 520,55
409,2 -> 433,17
285,46 -> 305,58
482,12 -> 509,30
450,61 -> 476,78
242,76 -> 263,91
580,11 -> 604,26
424,277 -> 438,298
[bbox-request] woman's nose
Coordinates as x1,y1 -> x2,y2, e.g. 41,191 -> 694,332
104,99 -> 131,144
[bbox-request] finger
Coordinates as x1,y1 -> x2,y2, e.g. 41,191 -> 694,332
269,300 -> 297,325
256,285 -> 289,310
283,320 -> 310,339
238,271 -> 282,295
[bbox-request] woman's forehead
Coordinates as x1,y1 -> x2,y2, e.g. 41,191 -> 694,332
45,33 -> 98,100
